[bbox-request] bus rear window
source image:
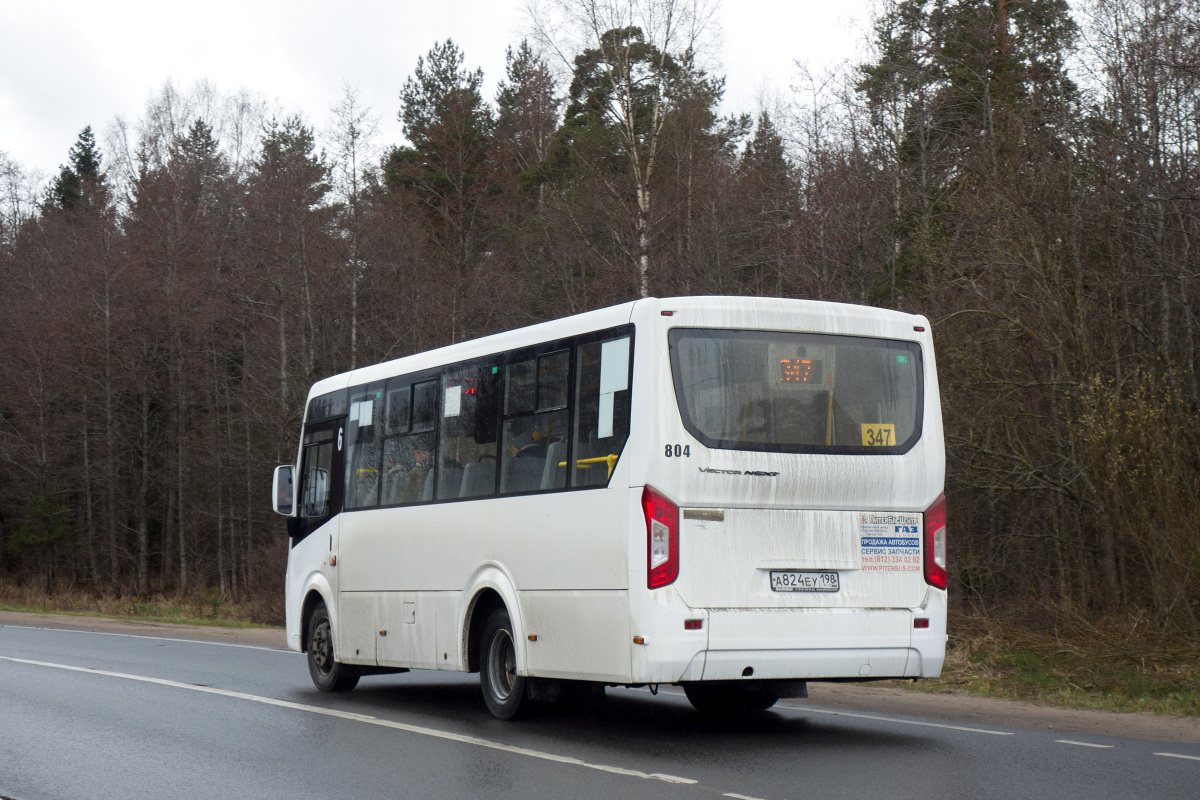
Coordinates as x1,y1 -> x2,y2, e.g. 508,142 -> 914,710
668,329 -> 923,455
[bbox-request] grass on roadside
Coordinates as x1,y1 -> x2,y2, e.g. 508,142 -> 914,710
0,584 -> 282,629
900,610 -> 1200,718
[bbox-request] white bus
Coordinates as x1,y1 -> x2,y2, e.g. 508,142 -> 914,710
272,296 -> 947,718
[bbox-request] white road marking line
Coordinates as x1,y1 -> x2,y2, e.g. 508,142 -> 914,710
723,793 -> 768,800
650,774 -> 698,784
0,656 -> 697,785
1056,740 -> 1113,749
1155,753 -> 1200,762
0,623 -> 291,653
642,686 -> 1014,737
776,703 -> 1016,736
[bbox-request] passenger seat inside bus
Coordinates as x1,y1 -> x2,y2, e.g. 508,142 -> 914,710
540,441 -> 567,490
503,456 -> 543,493
381,469 -> 405,505
423,465 -> 464,501
573,432 -> 607,487
459,461 -> 495,498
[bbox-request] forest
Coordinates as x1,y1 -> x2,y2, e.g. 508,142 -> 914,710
0,0 -> 1197,632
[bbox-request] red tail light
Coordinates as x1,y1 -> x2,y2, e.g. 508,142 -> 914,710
643,485 -> 679,589
923,493 -> 948,590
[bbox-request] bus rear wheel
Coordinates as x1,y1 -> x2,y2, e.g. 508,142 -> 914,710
307,603 -> 360,692
683,683 -> 778,714
479,608 -> 526,719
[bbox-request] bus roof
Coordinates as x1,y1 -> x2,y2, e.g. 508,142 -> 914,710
306,300 -> 638,401
304,296 -> 930,403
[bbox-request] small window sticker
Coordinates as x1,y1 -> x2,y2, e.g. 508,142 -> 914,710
598,337 -> 630,438
444,385 -> 462,417
861,423 -> 895,446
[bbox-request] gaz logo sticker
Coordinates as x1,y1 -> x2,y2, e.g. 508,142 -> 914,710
859,512 -> 921,572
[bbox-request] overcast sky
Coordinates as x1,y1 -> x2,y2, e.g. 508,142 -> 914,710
0,0 -> 873,180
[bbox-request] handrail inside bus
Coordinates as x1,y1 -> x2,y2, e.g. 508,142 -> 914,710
825,389 -> 835,446
559,454 -> 620,479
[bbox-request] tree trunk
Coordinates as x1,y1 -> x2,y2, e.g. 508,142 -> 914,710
637,182 -> 650,298
136,392 -> 150,596
176,344 -> 187,596
104,337 -> 118,593
81,394 -> 100,588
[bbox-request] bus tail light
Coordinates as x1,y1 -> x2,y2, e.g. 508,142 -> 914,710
923,493 -> 947,590
643,485 -> 679,589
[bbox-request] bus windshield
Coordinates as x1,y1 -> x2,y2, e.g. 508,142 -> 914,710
668,328 -> 924,455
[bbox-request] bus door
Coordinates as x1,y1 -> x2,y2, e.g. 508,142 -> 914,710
290,418 -> 346,596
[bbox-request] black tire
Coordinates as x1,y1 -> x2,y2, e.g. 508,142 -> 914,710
683,683 -> 778,714
306,603 -> 360,692
479,608 -> 526,720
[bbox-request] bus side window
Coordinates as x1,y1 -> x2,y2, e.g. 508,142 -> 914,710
572,336 -> 631,487
439,363 -> 499,500
300,441 -> 332,517
380,383 -> 411,506
345,384 -> 385,509
382,379 -> 437,506
501,352 -> 568,494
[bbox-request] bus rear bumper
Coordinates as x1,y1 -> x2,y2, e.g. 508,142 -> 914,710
698,601 -> 946,680
696,646 -> 919,680
635,600 -> 947,683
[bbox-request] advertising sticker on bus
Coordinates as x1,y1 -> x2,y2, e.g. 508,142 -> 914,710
859,512 -> 921,572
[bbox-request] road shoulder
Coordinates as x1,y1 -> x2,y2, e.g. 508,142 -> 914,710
0,609 -> 287,649
797,682 -> 1200,744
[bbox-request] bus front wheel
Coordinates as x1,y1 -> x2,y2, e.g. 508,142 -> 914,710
480,608 -> 526,719
307,603 -> 360,692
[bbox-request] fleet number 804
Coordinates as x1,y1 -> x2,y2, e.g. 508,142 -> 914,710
664,444 -> 691,457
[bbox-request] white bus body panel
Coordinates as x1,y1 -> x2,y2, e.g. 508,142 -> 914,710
285,519 -> 339,653
332,458 -> 634,681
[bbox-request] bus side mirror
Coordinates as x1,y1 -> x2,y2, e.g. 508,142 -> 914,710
273,465 -> 295,516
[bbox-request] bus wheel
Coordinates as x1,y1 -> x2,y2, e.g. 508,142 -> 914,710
480,608 -> 525,719
683,683 -> 778,714
307,603 -> 360,692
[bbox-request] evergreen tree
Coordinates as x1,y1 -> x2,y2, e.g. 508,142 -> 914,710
736,112 -> 795,294
50,126 -> 104,211
258,116 -> 330,209
496,40 -> 561,187
396,39 -> 493,164
388,40 -> 501,343
554,26 -> 684,296
177,119 -> 228,214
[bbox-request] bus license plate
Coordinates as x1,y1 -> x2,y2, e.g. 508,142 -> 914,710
770,570 -> 840,593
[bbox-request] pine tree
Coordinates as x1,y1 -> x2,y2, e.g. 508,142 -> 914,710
737,112 -> 795,294
496,41 -> 561,187
50,126 -> 104,211
389,40 -> 500,344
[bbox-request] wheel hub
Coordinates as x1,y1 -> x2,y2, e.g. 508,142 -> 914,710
487,629 -> 516,701
311,621 -> 333,674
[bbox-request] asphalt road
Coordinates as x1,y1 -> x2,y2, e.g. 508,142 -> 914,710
1,622 -> 1198,800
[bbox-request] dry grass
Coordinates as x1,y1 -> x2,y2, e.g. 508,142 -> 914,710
0,582 -> 283,628
904,609 -> 1200,717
